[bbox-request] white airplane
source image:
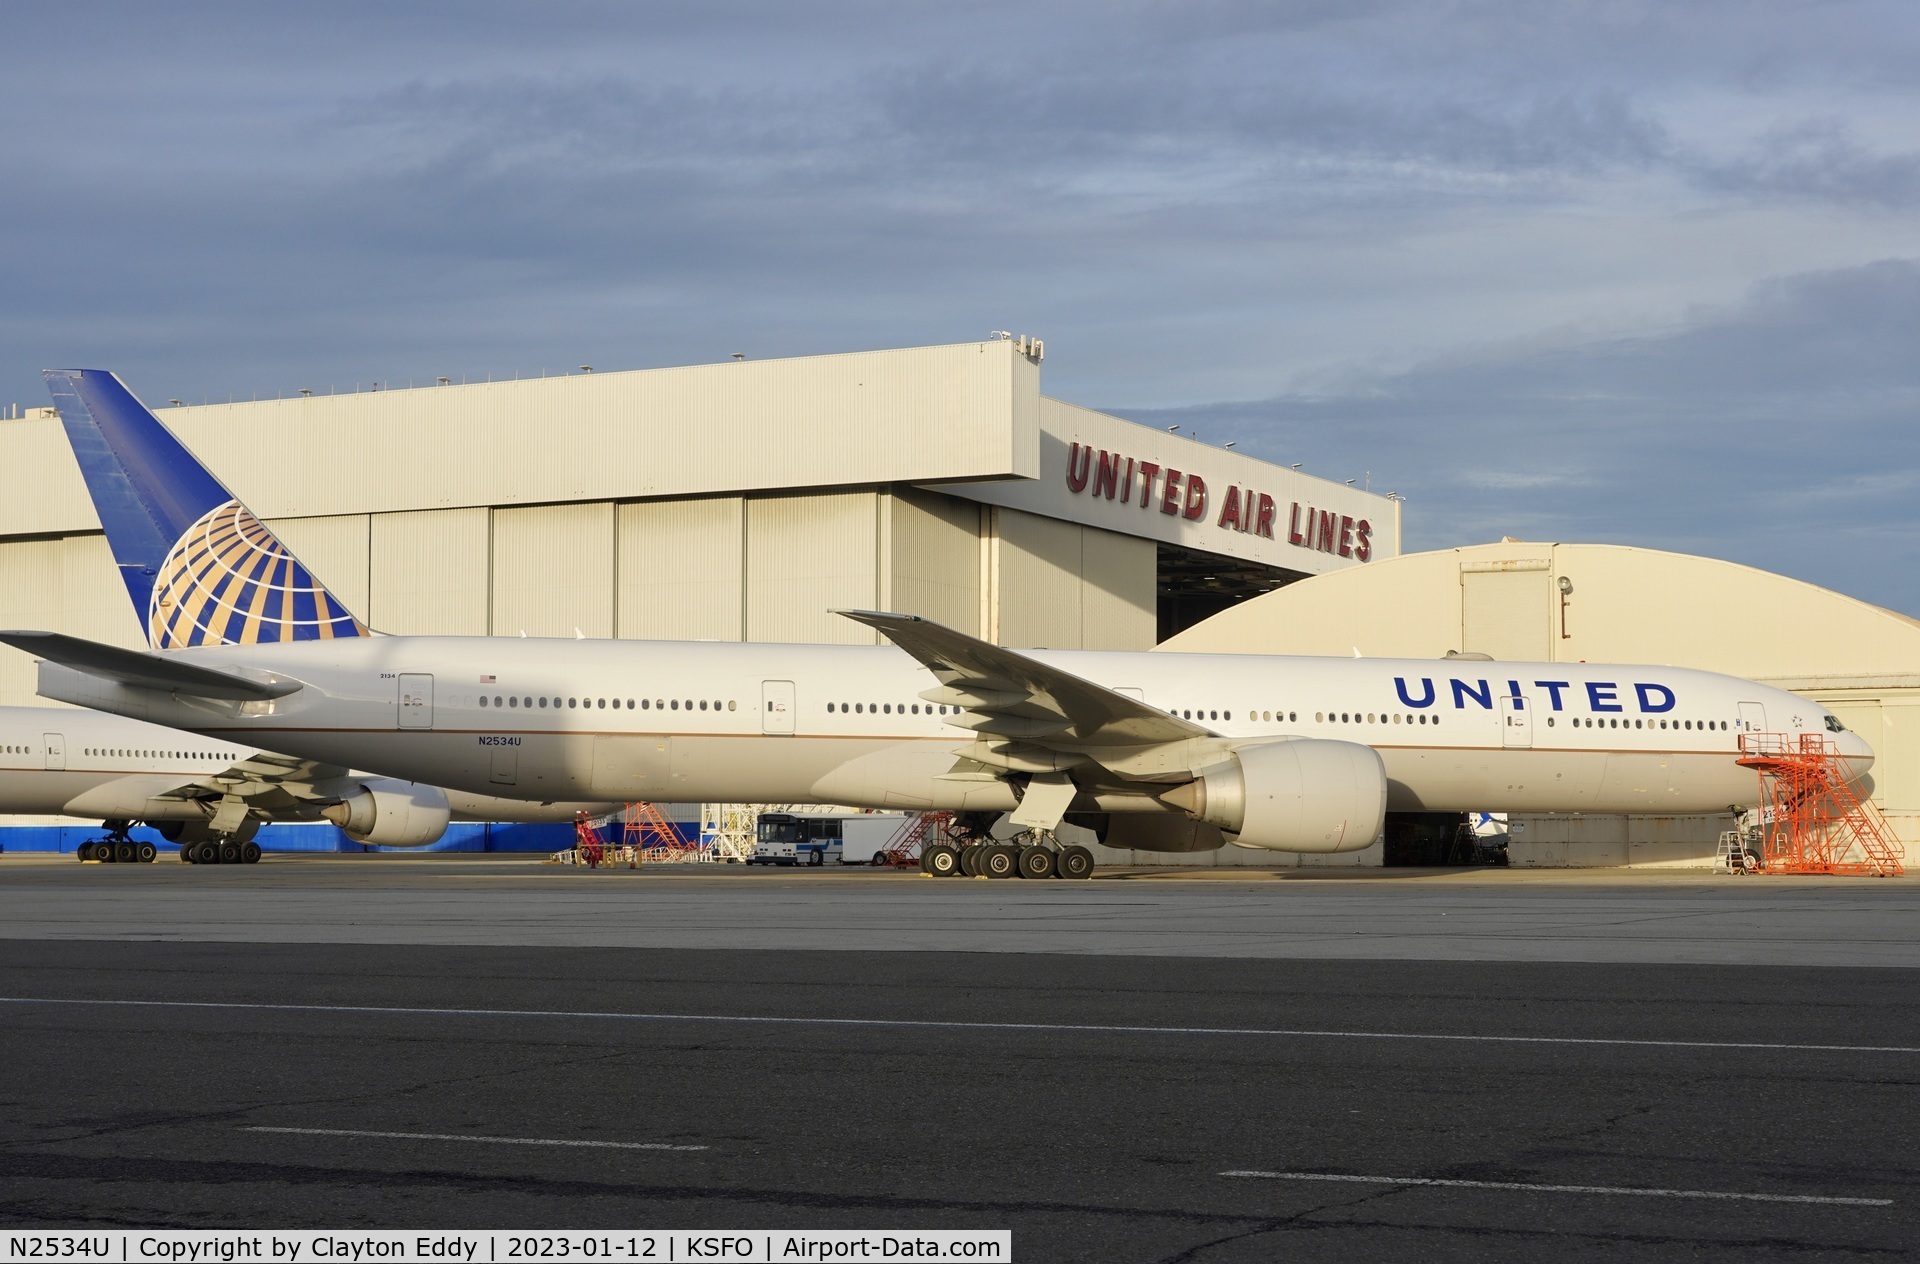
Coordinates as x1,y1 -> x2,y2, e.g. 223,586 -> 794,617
0,703 -> 615,863
2,370 -> 1874,879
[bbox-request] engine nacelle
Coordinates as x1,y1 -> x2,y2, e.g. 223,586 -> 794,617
320,780 -> 451,847
1161,739 -> 1386,853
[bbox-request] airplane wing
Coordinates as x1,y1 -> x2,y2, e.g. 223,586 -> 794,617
0,630 -> 300,700
837,611 -> 1231,826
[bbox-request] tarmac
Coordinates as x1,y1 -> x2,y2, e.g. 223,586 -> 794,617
2,855 -> 1918,1261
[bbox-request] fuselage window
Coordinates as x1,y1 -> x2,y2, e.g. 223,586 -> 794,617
1316,712 -> 1324,722
700,700 -> 708,711
671,700 -> 679,710
1546,717 -> 1554,726
597,698 -> 606,709
567,698 -> 576,709
1393,714 -> 1401,724
641,699 -> 650,710
883,704 -> 891,714
855,703 -> 863,713
480,696 -> 489,708
727,700 -> 736,711
538,697 -> 548,708
508,697 -> 518,708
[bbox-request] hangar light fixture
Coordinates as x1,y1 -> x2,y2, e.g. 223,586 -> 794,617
437,377 -> 450,385
1224,441 -> 1237,449
298,388 -> 312,396
168,399 -> 182,407
579,365 -> 593,373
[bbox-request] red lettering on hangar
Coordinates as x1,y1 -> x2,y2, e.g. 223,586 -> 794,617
1065,442 -> 1371,561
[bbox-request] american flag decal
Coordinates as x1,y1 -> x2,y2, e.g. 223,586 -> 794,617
480,675 -> 496,684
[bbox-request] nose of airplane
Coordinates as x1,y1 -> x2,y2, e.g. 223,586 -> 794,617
1835,727 -> 1877,787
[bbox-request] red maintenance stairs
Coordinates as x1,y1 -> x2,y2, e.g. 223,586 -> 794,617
1735,732 -> 1905,876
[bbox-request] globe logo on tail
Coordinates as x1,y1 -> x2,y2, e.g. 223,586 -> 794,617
149,500 -> 366,649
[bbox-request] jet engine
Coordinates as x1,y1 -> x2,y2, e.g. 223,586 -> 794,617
320,779 -> 452,847
1160,739 -> 1386,853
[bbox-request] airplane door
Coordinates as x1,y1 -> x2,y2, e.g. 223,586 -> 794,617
398,674 -> 435,729
489,747 -> 517,786
42,733 -> 65,771
1739,701 -> 1767,733
762,680 -> 795,735
1502,693 -> 1533,749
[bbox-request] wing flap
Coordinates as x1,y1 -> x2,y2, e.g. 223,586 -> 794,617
838,610 -> 1208,750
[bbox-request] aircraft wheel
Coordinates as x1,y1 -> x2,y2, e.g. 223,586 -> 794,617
1017,846 -> 1055,880
961,844 -> 986,877
137,842 -> 158,864
219,841 -> 241,865
924,845 -> 959,877
981,845 -> 1019,879
114,841 -> 137,864
194,841 -> 219,864
1057,846 -> 1095,880
241,842 -> 262,864
180,846 -> 197,863
76,842 -> 95,862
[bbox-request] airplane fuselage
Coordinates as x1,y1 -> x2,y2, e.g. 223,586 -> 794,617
0,704 -> 605,826
36,636 -> 1861,820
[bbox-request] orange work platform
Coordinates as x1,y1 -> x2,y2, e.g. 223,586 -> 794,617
1736,733 -> 1905,877
624,801 -> 697,863
872,811 -> 955,868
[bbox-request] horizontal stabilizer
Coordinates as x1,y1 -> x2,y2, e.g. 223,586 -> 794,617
0,630 -> 301,700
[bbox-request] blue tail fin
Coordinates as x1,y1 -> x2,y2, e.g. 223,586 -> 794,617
43,369 -> 367,650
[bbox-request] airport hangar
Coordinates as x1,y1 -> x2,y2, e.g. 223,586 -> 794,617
1162,539 -> 1920,867
0,336 -> 1399,858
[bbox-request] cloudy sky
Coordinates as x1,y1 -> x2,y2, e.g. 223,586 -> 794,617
5,2 -> 1917,608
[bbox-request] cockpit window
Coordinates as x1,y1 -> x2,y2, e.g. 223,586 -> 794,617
1825,715 -> 1846,733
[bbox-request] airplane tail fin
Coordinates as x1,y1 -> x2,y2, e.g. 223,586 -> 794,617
42,370 -> 367,650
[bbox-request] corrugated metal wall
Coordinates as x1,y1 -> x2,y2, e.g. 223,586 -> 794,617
369,508 -> 491,634
1080,527 -> 1157,650
0,535 -> 144,706
617,498 -> 745,642
993,507 -> 1156,651
886,490 -> 980,635
746,492 -> 879,645
491,503 -> 616,638
1,342 -> 1037,527
996,509 -> 1084,649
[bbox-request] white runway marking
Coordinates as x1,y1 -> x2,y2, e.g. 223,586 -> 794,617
242,1126 -> 706,1151
1222,1170 -> 1893,1206
7,994 -> 1920,1055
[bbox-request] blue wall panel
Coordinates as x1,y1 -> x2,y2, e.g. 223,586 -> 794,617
0,821 -> 586,855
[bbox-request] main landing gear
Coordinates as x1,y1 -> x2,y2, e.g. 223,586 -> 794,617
921,828 -> 1094,881
75,821 -> 158,864
180,838 -> 262,865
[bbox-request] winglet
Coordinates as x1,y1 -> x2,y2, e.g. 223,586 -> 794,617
42,370 -> 367,649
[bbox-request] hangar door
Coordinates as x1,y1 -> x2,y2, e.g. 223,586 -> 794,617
1461,562 -> 1550,661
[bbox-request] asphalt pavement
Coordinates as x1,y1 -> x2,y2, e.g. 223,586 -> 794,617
3,933 -> 1917,1262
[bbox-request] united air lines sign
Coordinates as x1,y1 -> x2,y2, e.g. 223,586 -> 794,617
1064,442 -> 1376,562
936,400 -> 1398,575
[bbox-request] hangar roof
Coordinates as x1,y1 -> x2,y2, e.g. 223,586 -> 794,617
1159,539 -> 1920,688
